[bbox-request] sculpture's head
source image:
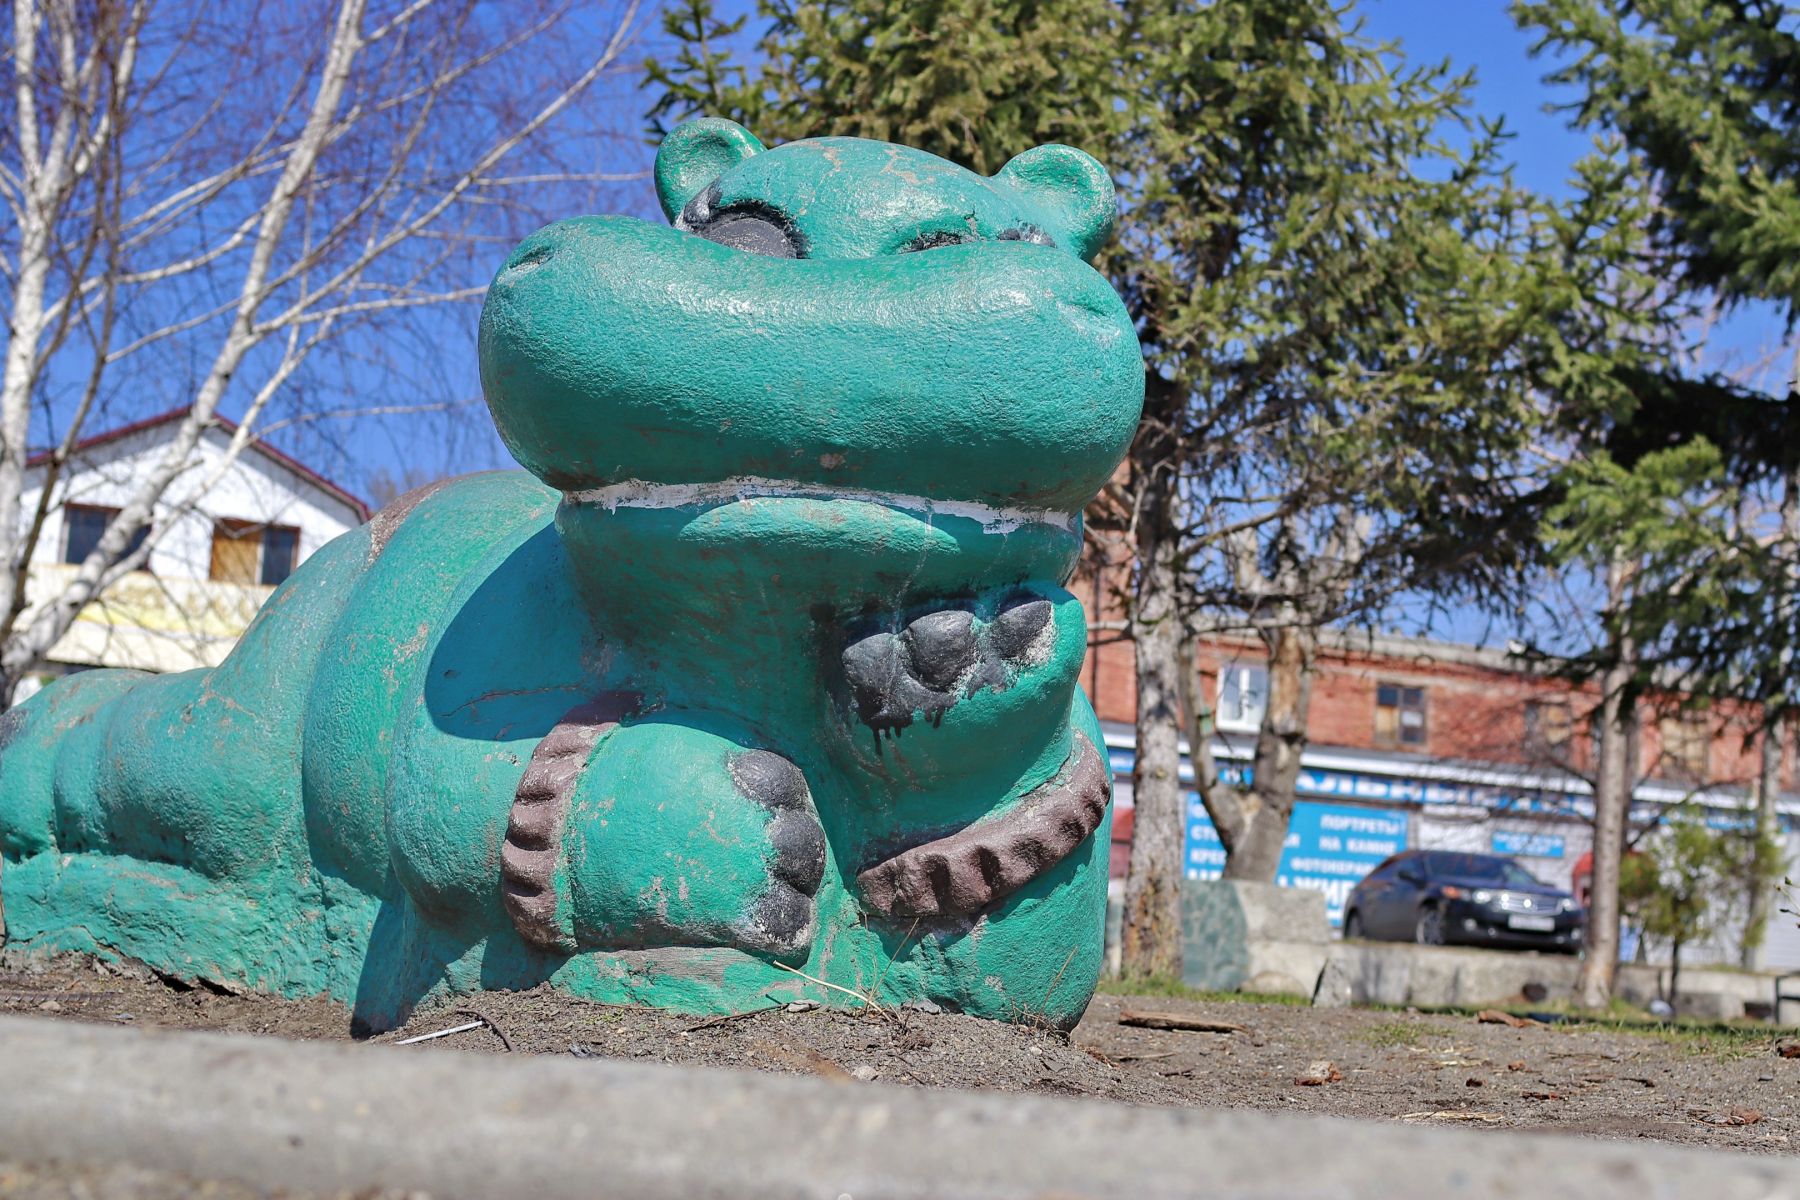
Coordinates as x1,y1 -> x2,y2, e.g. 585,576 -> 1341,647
477,119 -> 1143,543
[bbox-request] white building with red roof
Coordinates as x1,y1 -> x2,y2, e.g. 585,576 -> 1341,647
14,409 -> 369,694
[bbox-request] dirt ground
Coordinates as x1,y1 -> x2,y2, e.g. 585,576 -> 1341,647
4,947 -> 1799,1192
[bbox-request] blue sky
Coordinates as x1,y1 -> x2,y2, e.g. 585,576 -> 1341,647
292,1 -> 1790,525
1362,0 -> 1789,392
1363,0 -> 1595,199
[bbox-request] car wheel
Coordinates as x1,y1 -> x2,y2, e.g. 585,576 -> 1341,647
1414,905 -> 1446,946
1344,911 -> 1365,940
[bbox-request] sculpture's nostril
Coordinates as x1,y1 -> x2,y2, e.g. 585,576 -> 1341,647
504,242 -> 556,273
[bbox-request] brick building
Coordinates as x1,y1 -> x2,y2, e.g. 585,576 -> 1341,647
1081,589 -> 1800,969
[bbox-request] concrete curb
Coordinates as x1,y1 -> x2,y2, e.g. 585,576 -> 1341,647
0,1014 -> 1794,1199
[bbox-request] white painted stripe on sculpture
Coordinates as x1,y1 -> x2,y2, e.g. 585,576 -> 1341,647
566,476 -> 1075,535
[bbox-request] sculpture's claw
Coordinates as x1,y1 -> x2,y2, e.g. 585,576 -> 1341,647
988,595 -> 1053,660
728,747 -> 811,812
840,592 -> 1059,738
742,880 -> 817,954
841,631 -> 943,732
727,748 -> 825,955
731,749 -> 827,898
902,609 -> 978,690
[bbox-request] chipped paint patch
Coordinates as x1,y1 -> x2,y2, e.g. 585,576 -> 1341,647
567,477 -> 1075,537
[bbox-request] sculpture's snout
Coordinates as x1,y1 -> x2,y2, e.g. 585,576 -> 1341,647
479,215 -> 1142,517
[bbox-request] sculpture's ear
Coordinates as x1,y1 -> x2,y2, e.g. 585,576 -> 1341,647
994,144 -> 1117,261
655,118 -> 766,221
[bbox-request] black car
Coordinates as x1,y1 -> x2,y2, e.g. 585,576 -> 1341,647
1342,850 -> 1584,952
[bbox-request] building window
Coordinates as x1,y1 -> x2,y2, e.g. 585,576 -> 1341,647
1525,698 -> 1574,756
62,504 -> 149,569
1375,683 -> 1427,747
1658,714 -> 1710,784
1216,663 -> 1268,731
260,525 -> 299,585
210,520 -> 300,586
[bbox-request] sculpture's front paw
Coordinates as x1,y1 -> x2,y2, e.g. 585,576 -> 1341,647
506,719 -> 826,959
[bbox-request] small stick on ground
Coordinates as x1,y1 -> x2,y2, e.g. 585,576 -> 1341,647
1118,1010 -> 1250,1035
454,1006 -> 514,1052
393,1020 -> 484,1046
1476,1009 -> 1543,1029
1040,945 -> 1079,1011
770,961 -> 893,1020
683,1006 -> 777,1033
868,917 -> 920,1002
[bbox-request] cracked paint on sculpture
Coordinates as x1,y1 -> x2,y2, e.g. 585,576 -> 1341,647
0,119 -> 1144,1031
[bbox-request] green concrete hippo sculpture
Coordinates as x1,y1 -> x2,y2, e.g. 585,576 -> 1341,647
0,119 -> 1143,1030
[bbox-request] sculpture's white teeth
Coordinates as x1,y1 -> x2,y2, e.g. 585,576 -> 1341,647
565,477 -> 1075,535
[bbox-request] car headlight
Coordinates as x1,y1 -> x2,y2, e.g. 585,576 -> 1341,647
1472,889 -> 1495,904
1558,898 -> 1577,913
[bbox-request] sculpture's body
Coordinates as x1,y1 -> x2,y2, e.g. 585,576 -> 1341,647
0,121 -> 1143,1030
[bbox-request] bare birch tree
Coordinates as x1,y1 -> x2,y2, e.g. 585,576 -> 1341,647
0,0 -> 643,705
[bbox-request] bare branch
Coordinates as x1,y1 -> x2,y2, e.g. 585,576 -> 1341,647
260,285 -> 486,330
363,0 -> 441,44
1,0 -> 646,691
263,0 -> 643,320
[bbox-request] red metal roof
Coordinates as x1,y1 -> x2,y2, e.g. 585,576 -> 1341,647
27,407 -> 372,522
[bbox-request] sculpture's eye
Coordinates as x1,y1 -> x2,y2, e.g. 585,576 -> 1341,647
678,185 -> 800,258
696,212 -> 798,259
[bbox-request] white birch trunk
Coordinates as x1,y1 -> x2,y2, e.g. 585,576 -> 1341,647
0,0 -> 640,701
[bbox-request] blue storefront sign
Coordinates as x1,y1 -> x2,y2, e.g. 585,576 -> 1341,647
1492,830 -> 1565,858
1294,766 -> 1584,816
1186,797 -> 1408,925
1186,753 -> 1589,817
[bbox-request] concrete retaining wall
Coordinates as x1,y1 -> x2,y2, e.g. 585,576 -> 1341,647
1317,942 -> 1791,1020
1181,879 -> 1329,996
1615,963 -> 1788,1023
1315,941 -> 1579,1009
0,1015 -> 1795,1199
1112,880 -> 1793,1019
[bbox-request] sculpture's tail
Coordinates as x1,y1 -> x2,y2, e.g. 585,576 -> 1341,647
0,669 -> 149,863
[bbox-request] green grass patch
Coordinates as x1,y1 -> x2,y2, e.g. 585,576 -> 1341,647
1097,972 -> 1311,1006
1563,1015 -> 1776,1058
1371,996 -> 1777,1059
1359,1018 -> 1453,1048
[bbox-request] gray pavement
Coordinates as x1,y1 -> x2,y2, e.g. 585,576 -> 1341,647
0,1013 -> 1795,1199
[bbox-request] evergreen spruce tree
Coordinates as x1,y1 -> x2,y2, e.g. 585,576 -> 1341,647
1516,0 -> 1800,324
1517,0 -> 1800,987
645,0 -> 1660,979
